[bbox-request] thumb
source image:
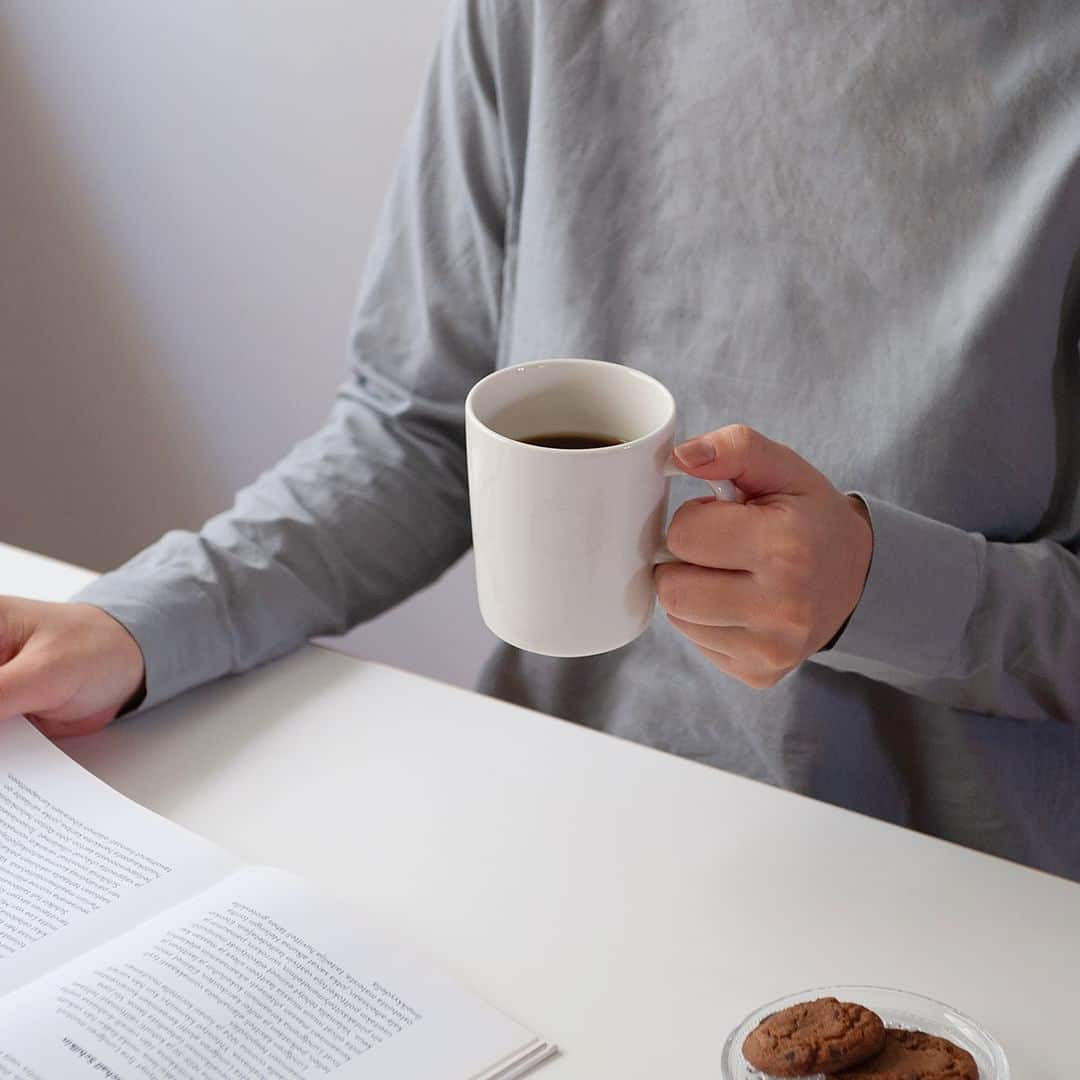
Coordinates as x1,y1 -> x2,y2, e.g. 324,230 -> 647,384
0,652 -> 54,722
673,424 -> 825,497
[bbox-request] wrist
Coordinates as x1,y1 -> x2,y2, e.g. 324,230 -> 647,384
821,495 -> 873,653
74,603 -> 147,715
846,493 -> 874,595
847,492 -> 872,528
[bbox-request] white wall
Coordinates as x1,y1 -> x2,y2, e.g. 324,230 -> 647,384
0,0 -> 495,688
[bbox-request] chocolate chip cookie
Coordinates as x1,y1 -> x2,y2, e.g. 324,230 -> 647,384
836,1029 -> 979,1079
742,996 -> 887,1076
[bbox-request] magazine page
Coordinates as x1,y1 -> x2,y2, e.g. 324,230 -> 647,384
0,717 -> 237,997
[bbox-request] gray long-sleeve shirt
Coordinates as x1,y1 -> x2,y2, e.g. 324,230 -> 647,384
74,1 -> 1080,880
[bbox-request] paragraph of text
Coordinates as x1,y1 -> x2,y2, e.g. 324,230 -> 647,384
54,901 -> 422,1077
0,775 -> 173,958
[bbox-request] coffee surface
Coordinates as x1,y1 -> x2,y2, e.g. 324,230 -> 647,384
518,432 -> 622,449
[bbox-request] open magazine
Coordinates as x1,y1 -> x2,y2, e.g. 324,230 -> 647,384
0,717 -> 555,1078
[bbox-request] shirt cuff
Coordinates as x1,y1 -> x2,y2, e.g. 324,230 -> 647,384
822,493 -> 984,678
70,568 -> 233,712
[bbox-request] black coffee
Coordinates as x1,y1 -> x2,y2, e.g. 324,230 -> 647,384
519,432 -> 623,450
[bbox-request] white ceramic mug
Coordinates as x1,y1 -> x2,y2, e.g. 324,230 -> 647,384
465,358 -> 735,657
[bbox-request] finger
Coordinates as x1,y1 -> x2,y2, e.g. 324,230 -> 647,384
654,562 -> 763,626
0,599 -> 30,665
666,497 -> 778,570
668,615 -> 800,675
27,711 -> 115,739
688,640 -> 791,689
673,424 -> 826,497
0,652 -> 59,722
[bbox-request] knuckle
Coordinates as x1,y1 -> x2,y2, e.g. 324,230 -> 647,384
723,423 -> 758,458
741,668 -> 784,690
737,669 -> 770,690
655,568 -> 681,612
665,513 -> 693,559
757,638 -> 794,670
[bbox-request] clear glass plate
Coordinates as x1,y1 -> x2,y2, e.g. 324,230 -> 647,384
721,985 -> 1009,1079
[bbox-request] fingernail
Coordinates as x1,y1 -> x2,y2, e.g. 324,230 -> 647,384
674,438 -> 715,468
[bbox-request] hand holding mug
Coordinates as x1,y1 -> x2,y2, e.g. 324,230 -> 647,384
656,424 -> 873,688
464,359 -> 872,672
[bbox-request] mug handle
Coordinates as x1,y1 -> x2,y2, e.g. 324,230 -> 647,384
655,459 -> 740,565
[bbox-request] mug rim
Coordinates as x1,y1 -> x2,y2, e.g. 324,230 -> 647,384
464,357 -> 676,454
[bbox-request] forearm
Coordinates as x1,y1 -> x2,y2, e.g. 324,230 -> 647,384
73,391 -> 471,709
812,494 -> 1080,723
72,0 -> 509,712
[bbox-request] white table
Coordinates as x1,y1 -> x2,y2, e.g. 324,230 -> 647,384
4,539 -> 1079,1077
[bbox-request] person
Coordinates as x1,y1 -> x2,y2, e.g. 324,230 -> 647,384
2,2 -> 1078,880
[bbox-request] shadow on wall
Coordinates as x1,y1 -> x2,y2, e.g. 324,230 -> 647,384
0,19 -> 211,571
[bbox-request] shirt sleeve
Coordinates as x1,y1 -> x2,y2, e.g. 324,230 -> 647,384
71,0 -> 509,710
811,492 -> 1080,724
